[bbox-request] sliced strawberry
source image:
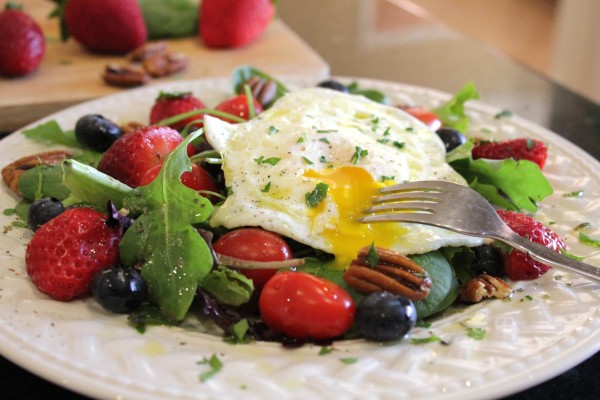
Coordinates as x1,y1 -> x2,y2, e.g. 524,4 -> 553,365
97,126 -> 183,187
199,0 -> 275,48
25,208 -> 122,301
472,138 -> 547,169
214,95 -> 263,123
496,210 -> 566,280
149,91 -> 207,131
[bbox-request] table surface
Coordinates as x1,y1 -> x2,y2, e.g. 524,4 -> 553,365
2,1 -> 599,399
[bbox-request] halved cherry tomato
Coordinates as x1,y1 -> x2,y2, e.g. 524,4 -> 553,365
259,271 -> 355,340
214,95 -> 263,123
399,106 -> 442,131
139,163 -> 218,195
212,228 -> 291,288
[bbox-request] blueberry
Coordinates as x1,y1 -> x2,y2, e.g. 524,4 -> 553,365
27,197 -> 65,231
75,114 -> 123,152
92,265 -> 147,313
471,244 -> 504,277
316,79 -> 348,93
355,291 -> 417,342
436,127 -> 467,152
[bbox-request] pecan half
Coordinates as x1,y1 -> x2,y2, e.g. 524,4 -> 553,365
459,274 -> 512,303
244,76 -> 278,107
143,52 -> 189,78
2,150 -> 73,195
343,246 -> 432,301
120,121 -> 146,134
102,64 -> 150,87
127,41 -> 168,62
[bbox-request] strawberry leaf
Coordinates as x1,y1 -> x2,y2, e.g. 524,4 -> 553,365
119,130 -> 214,321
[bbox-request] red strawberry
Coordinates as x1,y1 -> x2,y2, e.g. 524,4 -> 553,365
200,0 -> 276,48
496,210 -> 566,280
214,95 -> 264,123
25,208 -> 122,301
0,3 -> 45,77
52,0 -> 146,54
97,126 -> 183,187
149,92 -> 208,131
472,138 -> 547,169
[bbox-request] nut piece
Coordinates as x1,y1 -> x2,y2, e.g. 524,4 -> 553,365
103,64 -> 150,87
244,76 -> 278,107
459,274 -> 512,303
2,150 -> 73,195
120,121 -> 146,134
143,52 -> 189,78
343,246 -> 432,301
127,41 -> 168,62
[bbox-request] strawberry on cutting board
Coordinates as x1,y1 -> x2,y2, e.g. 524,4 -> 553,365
200,0 -> 276,48
0,2 -> 45,77
25,207 -> 122,301
51,0 -> 147,54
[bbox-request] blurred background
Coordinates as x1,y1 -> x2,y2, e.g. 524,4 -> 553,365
405,0 -> 600,104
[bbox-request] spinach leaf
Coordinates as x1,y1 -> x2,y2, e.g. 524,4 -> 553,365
447,140 -> 553,212
232,66 -> 289,106
119,131 -> 214,321
411,251 -> 459,319
18,165 -> 71,202
433,82 -> 480,133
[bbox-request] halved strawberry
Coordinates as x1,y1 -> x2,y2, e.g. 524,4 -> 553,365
149,91 -> 207,131
472,138 -> 547,169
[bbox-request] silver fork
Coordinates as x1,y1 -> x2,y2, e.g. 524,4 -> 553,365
360,180 -> 600,284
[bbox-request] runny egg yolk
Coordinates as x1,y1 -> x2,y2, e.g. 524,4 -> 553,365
304,166 -> 407,269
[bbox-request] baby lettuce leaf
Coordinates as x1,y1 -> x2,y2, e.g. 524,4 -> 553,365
433,82 -> 480,133
412,251 -> 459,319
447,140 -> 552,212
119,131 -> 214,322
232,66 -> 289,106
62,160 -> 132,209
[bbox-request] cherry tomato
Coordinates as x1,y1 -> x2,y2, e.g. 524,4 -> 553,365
212,228 -> 291,288
399,106 -> 442,131
214,95 -> 263,123
139,163 -> 218,196
259,271 -> 355,340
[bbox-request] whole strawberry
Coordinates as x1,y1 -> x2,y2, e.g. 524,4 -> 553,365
25,207 -> 122,301
97,126 -> 183,187
0,2 -> 45,77
52,0 -> 146,54
214,94 -> 264,123
496,210 -> 566,280
200,0 -> 275,48
149,92 -> 207,131
472,138 -> 547,169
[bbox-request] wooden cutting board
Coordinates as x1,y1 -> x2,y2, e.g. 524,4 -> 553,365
0,1 -> 328,133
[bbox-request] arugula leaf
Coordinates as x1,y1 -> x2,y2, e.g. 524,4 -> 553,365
18,165 -> 71,202
232,66 -> 289,107
433,82 -> 480,133
119,131 -> 214,321
447,140 -> 553,212
62,160 -> 132,209
201,267 -> 254,306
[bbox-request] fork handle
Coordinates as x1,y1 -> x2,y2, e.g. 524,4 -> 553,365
496,230 -> 600,284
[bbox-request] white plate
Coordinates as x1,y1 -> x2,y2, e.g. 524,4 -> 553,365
1,77 -> 599,400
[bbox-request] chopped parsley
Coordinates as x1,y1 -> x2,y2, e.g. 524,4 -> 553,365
563,190 -> 584,198
415,321 -> 432,329
261,182 -> 272,193
579,232 -> 600,248
316,129 -> 336,134
305,182 -> 329,207
3,208 -> 15,216
318,346 -> 334,355
319,155 -> 328,163
366,242 -> 380,267
225,319 -> 251,344
520,295 -> 533,302
466,327 -> 486,340
410,335 -> 442,344
339,357 -> 358,365
574,222 -> 592,231
254,156 -> 281,166
393,141 -> 405,149
267,126 -> 279,135
382,127 -> 391,136
494,109 -> 512,119
350,146 -> 368,164
380,175 -> 395,182
198,354 -> 223,382
377,138 -> 390,144
302,156 -> 314,165
405,126 -> 414,132
297,133 -> 307,143
319,137 -> 331,144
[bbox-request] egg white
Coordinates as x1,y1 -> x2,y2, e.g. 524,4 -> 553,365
204,88 -> 483,267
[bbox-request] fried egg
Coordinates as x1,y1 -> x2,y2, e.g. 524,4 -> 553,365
204,87 -> 483,268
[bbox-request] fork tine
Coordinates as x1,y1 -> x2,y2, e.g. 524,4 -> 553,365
378,180 -> 458,194
359,212 -> 438,224
364,201 -> 436,214
371,191 -> 441,204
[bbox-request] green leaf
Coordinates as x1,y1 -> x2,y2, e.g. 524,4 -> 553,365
433,82 -> 480,133
346,82 -> 388,104
232,66 -> 289,107
447,140 -> 553,212
62,160 -> 132,209
466,327 -> 486,340
201,267 -> 254,306
225,319 -> 251,344
18,165 -> 71,202
579,232 -> 600,248
349,146 -> 368,165
254,156 -> 281,166
128,303 -> 177,334
410,335 -> 442,344
138,0 -> 199,39
339,357 -> 358,364
297,257 -> 366,305
305,182 -> 329,207
22,120 -> 80,148
366,242 -> 379,267
198,354 -> 223,382
411,251 -> 459,319
119,131 -> 214,321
